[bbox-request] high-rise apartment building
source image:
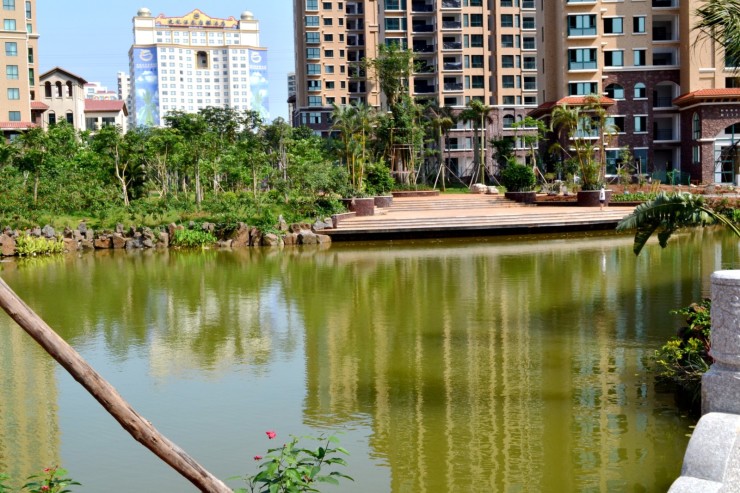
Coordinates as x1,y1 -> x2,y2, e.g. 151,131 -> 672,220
294,0 -> 740,184
293,0 -> 538,176
129,7 -> 269,128
0,0 -> 39,138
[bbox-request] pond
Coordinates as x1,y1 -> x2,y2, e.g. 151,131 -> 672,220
1,229 -> 737,492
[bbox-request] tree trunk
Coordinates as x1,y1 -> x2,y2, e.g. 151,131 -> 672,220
0,277 -> 232,493
33,171 -> 39,205
195,160 -> 202,206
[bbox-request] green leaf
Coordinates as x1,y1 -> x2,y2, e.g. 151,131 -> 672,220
315,475 -> 340,485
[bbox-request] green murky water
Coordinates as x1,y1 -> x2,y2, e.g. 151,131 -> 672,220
1,229 -> 737,492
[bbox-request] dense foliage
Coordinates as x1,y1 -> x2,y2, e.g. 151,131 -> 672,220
500,164 -> 536,192
0,113 -> 360,232
654,300 -> 713,406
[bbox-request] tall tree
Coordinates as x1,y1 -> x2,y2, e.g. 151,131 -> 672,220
16,126 -> 49,204
362,43 -> 414,111
695,0 -> 740,67
460,99 -> 493,184
424,103 -> 456,191
164,111 -> 213,205
90,125 -> 146,207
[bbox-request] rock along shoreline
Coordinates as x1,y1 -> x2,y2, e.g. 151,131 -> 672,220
0,217 -> 335,257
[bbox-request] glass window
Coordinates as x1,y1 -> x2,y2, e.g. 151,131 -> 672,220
634,83 -> 646,99
692,112 -> 701,140
605,84 -> 624,100
305,15 -> 319,26
4,41 -> 16,56
8,110 -> 20,121
603,17 -> 623,34
6,64 -> 17,79
3,18 -> 15,30
568,15 -> 596,36
2,0 -> 14,10
633,16 -> 646,34
6,87 -> 18,99
633,49 -> 646,66
634,115 -> 647,133
306,0 -> 318,10
308,95 -> 322,106
568,48 -> 597,70
306,32 -> 319,43
604,50 -> 624,67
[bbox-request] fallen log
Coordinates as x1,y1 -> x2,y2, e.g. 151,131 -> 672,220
0,275 -> 232,493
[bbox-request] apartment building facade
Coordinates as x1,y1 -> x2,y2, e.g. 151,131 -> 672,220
129,7 -> 269,128
294,0 -> 740,184
534,0 -> 740,185
293,0 -> 538,177
0,0 -> 39,138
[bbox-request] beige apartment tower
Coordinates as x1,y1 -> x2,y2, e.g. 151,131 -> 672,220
0,0 -> 39,138
293,0 -> 538,177
295,0 -> 740,184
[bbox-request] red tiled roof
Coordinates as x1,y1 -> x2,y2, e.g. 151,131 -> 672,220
0,121 -> 36,130
84,99 -> 127,115
30,101 -> 49,110
673,88 -> 740,106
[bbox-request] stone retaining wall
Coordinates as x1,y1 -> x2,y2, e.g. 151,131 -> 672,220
0,217 -> 334,257
669,271 -> 740,493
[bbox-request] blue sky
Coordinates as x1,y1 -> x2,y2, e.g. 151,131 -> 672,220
38,1 -> 295,121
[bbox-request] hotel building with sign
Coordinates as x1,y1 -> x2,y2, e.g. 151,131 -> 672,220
129,7 -> 269,128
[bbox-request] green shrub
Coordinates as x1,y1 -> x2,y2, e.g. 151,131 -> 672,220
15,235 -> 64,257
364,162 -> 395,195
171,228 -> 217,248
611,192 -> 657,203
500,164 -> 536,192
654,300 -> 712,406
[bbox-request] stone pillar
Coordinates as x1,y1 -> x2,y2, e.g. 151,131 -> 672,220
702,270 -> 740,415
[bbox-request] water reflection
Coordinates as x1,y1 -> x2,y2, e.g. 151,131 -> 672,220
0,229 -> 736,492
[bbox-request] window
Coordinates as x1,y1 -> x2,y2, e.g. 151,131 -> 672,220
306,32 -> 319,43
305,15 -> 319,26
501,35 -> 514,48
502,95 -> 515,105
606,116 -> 625,133
604,50 -> 624,67
66,112 -> 73,124
568,82 -> 598,96
471,75 -> 484,89
634,82 -> 646,99
568,14 -> 596,36
568,48 -> 597,70
692,112 -> 701,140
307,63 -> 321,75
523,76 -> 536,90
501,55 -> 514,68
196,51 -> 209,69
6,87 -> 18,99
306,0 -> 318,9
503,114 -> 515,128
4,41 -> 16,56
605,83 -> 624,99
24,0 -> 29,18
633,16 -> 646,34
693,146 -> 701,164
634,115 -> 647,133
323,33 -> 333,41
470,14 -> 483,27
308,95 -> 322,106
523,56 -> 536,70
3,18 -> 15,30
502,75 -> 514,88
323,17 -> 333,26
603,17 -> 623,34
522,17 -> 535,30
471,55 -> 483,68
306,47 -> 320,59
501,14 -> 513,28
385,0 -> 406,9
470,35 -> 483,47
307,79 -> 321,91
6,64 -> 17,79
384,18 -> 406,30
633,49 -> 646,66
325,65 -> 334,73
2,0 -> 14,10
8,110 -> 19,121
48,111 -> 55,125
522,37 -> 535,50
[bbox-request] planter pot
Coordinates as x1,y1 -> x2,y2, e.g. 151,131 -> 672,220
391,190 -> 440,198
373,195 -> 394,208
504,191 -> 537,204
577,189 -> 612,207
342,197 -> 375,216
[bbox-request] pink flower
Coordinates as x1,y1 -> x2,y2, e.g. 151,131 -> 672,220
41,487 -> 49,492
253,455 -> 263,461
43,468 -> 51,473
266,430 -> 276,439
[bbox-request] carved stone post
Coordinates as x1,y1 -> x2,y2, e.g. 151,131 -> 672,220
703,270 -> 740,415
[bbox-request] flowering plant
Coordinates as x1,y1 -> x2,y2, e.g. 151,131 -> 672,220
21,467 -> 80,493
233,431 -> 353,493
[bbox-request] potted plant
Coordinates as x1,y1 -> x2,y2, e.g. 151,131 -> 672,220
501,163 -> 537,204
549,96 -> 616,206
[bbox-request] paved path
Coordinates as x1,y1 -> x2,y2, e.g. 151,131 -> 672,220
326,194 -> 636,241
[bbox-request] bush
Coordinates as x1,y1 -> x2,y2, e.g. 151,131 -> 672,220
654,300 -> 712,407
364,162 -> 395,195
171,228 -> 217,248
500,164 -> 536,192
15,235 -> 65,256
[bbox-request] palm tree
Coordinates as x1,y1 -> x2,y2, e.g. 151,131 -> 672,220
460,99 -> 493,184
616,192 -> 740,255
695,0 -> 740,68
424,103 -> 456,191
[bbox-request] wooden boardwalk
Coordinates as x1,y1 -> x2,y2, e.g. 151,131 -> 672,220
325,194 -> 636,241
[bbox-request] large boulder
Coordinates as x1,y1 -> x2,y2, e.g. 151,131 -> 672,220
78,222 -> 88,234
0,234 -> 16,257
111,234 -> 127,249
250,228 -> 263,247
471,183 -> 488,194
157,232 -> 169,248
283,233 -> 298,246
232,223 -> 250,247
80,239 -> 95,250
299,232 -> 318,245
277,215 -> 289,232
94,236 -> 111,249
262,233 -> 281,247
63,238 -> 79,252
316,234 -> 332,245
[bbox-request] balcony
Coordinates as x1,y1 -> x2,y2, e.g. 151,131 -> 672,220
346,3 -> 364,15
411,2 -> 434,12
414,62 -> 436,74
654,97 -> 674,108
442,41 -> 462,50
653,48 -> 678,66
653,18 -> 678,42
412,23 -> 435,33
442,20 -> 462,30
441,0 -> 461,8
443,82 -> 463,91
413,43 -> 435,53
652,0 -> 678,7
413,85 -> 436,94
443,61 -> 463,71
568,61 -> 597,70
653,128 -> 675,141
